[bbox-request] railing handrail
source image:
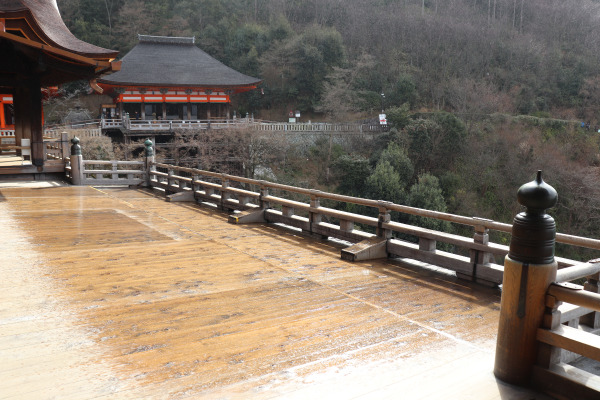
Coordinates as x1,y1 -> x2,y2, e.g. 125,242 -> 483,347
45,120 -> 101,131
151,162 -> 600,253
83,160 -> 144,165
556,261 -> 600,283
548,282 -> 600,313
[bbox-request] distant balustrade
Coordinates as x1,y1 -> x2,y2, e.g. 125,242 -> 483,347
66,158 -> 146,186
99,117 -> 385,133
82,160 -> 146,185
0,129 -> 15,148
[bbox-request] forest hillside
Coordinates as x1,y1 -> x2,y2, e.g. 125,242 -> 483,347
58,0 -> 600,121
57,0 -> 600,259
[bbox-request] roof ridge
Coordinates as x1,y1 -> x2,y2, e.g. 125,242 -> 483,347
138,35 -> 195,45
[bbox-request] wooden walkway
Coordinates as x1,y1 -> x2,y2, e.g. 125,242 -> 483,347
0,155 -> 30,167
0,183 -> 553,399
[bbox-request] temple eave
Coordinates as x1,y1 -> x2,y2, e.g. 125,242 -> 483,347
0,30 -> 119,81
97,81 -> 260,90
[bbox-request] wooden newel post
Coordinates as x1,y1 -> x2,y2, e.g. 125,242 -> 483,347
144,139 -> 154,187
494,170 -> 558,385
70,137 -> 83,185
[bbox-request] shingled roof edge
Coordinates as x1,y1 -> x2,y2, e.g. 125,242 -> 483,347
97,35 -> 261,88
0,0 -> 118,58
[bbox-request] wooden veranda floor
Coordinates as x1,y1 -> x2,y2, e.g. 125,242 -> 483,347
0,182 -> 552,399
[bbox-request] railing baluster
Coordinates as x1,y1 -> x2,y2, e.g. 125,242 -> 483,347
340,219 -> 353,232
376,202 -> 391,239
259,184 -> 269,209
310,194 -> 321,226
221,177 -> 230,210
282,206 -> 295,218
167,169 -> 174,189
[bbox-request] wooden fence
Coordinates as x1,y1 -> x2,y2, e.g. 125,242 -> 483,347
99,118 -> 384,134
0,130 -> 68,164
44,133 -> 70,161
146,163 -> 600,286
531,262 -> 600,398
45,127 -> 102,139
66,158 -> 146,186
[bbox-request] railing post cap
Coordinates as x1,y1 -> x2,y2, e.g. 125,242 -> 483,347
509,170 -> 558,264
70,136 -> 81,156
144,138 -> 154,157
517,170 -> 558,214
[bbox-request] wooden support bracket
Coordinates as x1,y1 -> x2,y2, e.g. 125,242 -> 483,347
166,190 -> 195,202
341,237 -> 388,261
228,209 -> 266,224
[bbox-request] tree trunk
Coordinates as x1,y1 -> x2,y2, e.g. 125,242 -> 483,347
520,0 -> 525,33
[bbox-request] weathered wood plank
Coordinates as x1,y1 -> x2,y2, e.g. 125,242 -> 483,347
537,325 -> 600,362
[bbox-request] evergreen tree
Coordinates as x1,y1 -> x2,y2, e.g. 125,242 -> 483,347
365,160 -> 406,204
407,173 -> 452,233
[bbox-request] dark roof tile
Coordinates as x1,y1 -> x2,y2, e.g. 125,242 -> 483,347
98,35 -> 261,88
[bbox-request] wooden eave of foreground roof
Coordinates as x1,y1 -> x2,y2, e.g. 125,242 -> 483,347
0,0 -> 118,60
0,30 -> 120,75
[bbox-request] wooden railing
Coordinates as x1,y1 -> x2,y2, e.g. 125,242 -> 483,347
0,130 -> 16,150
0,129 -> 15,140
99,119 -> 122,129
0,130 -> 65,167
101,117 -> 256,132
491,173 -> 600,399
128,118 -> 246,132
45,125 -> 102,139
45,120 -> 100,132
251,121 -> 384,133
146,163 -> 600,287
43,133 -> 69,161
67,159 -> 146,186
99,118 -> 385,134
531,262 -> 600,398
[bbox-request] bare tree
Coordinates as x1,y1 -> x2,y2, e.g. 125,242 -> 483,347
163,127 -> 287,179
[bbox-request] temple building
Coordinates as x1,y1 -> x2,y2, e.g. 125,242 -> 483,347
97,35 -> 262,123
0,0 -> 119,169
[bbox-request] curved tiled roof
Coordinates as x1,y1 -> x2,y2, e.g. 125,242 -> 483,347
0,0 -> 117,58
98,35 -> 261,88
